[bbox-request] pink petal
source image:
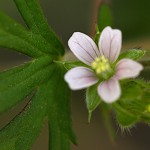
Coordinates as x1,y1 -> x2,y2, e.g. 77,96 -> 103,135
99,26 -> 122,63
97,78 -> 121,103
64,67 -> 98,90
115,58 -> 143,80
68,32 -> 100,66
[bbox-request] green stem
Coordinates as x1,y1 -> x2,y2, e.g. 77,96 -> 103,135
100,103 -> 116,143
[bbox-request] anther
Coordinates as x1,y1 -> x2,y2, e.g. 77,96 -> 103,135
91,56 -> 113,80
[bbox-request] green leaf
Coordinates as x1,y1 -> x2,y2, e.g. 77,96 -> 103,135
62,61 -> 89,70
119,80 -> 150,115
0,56 -> 53,114
0,79 -> 51,150
113,80 -> 150,127
14,0 -> 65,56
0,64 -> 77,150
86,84 -> 101,122
47,65 -> 77,149
113,103 -> 139,128
0,0 -> 77,149
0,11 -> 63,57
120,80 -> 142,101
113,80 -> 141,127
0,26 -> 42,58
117,49 -> 146,61
98,3 -> 113,31
140,88 -> 150,123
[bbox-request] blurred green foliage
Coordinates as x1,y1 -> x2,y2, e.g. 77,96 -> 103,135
111,0 -> 150,39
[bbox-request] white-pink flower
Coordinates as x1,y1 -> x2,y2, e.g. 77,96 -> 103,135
64,26 -> 143,103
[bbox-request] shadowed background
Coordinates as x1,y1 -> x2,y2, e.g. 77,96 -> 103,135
0,0 -> 150,150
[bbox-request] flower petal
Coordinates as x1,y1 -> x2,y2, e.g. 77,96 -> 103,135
99,26 -> 122,63
64,67 -> 98,90
97,78 -> 121,103
68,32 -> 100,66
115,58 -> 143,80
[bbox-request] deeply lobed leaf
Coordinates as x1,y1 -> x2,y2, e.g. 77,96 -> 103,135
0,56 -> 54,114
47,65 -> 77,150
0,11 -> 63,57
0,0 -> 77,149
14,0 -> 65,56
0,77 -> 54,150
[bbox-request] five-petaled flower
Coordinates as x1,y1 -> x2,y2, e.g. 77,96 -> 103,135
64,26 -> 143,103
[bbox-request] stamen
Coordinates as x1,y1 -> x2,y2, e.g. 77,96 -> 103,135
91,56 -> 110,74
91,56 -> 113,79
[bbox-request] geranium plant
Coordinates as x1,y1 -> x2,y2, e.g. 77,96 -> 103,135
0,0 -> 149,150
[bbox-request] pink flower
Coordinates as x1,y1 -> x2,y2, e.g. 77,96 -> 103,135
64,26 -> 143,103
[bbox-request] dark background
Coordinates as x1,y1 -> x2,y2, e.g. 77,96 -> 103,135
0,0 -> 150,150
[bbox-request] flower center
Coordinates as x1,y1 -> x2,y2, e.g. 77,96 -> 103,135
91,56 -> 113,80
